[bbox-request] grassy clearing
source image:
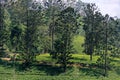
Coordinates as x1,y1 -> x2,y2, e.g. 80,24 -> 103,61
71,54 -> 99,63
0,53 -> 120,80
36,53 -> 52,62
36,53 -> 99,64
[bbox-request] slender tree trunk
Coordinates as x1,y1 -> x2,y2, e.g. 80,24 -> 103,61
0,4 -> 5,57
104,22 -> 108,77
63,30 -> 69,72
91,14 -> 94,61
51,6 -> 55,51
51,29 -> 54,50
63,63 -> 67,72
90,54 -> 92,61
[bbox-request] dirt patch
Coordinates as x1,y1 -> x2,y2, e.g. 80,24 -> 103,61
1,58 -> 11,61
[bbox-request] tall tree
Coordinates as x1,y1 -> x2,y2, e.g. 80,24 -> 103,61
8,0 -> 30,52
53,7 -> 78,72
110,19 -> 120,57
103,14 -> 109,76
43,0 -> 65,51
96,14 -> 114,76
0,1 -> 11,56
22,0 -> 43,66
83,3 -> 99,61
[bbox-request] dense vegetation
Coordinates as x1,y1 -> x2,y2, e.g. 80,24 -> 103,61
0,0 -> 120,80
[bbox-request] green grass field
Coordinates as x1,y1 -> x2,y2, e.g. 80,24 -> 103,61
0,53 -> 120,80
0,36 -> 120,80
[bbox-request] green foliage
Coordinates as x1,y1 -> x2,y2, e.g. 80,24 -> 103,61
10,23 -> 26,52
15,0 -> 43,66
96,53 -> 111,69
36,25 -> 51,53
0,7 -> 11,45
0,4 -> 11,57
73,35 -> 84,54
